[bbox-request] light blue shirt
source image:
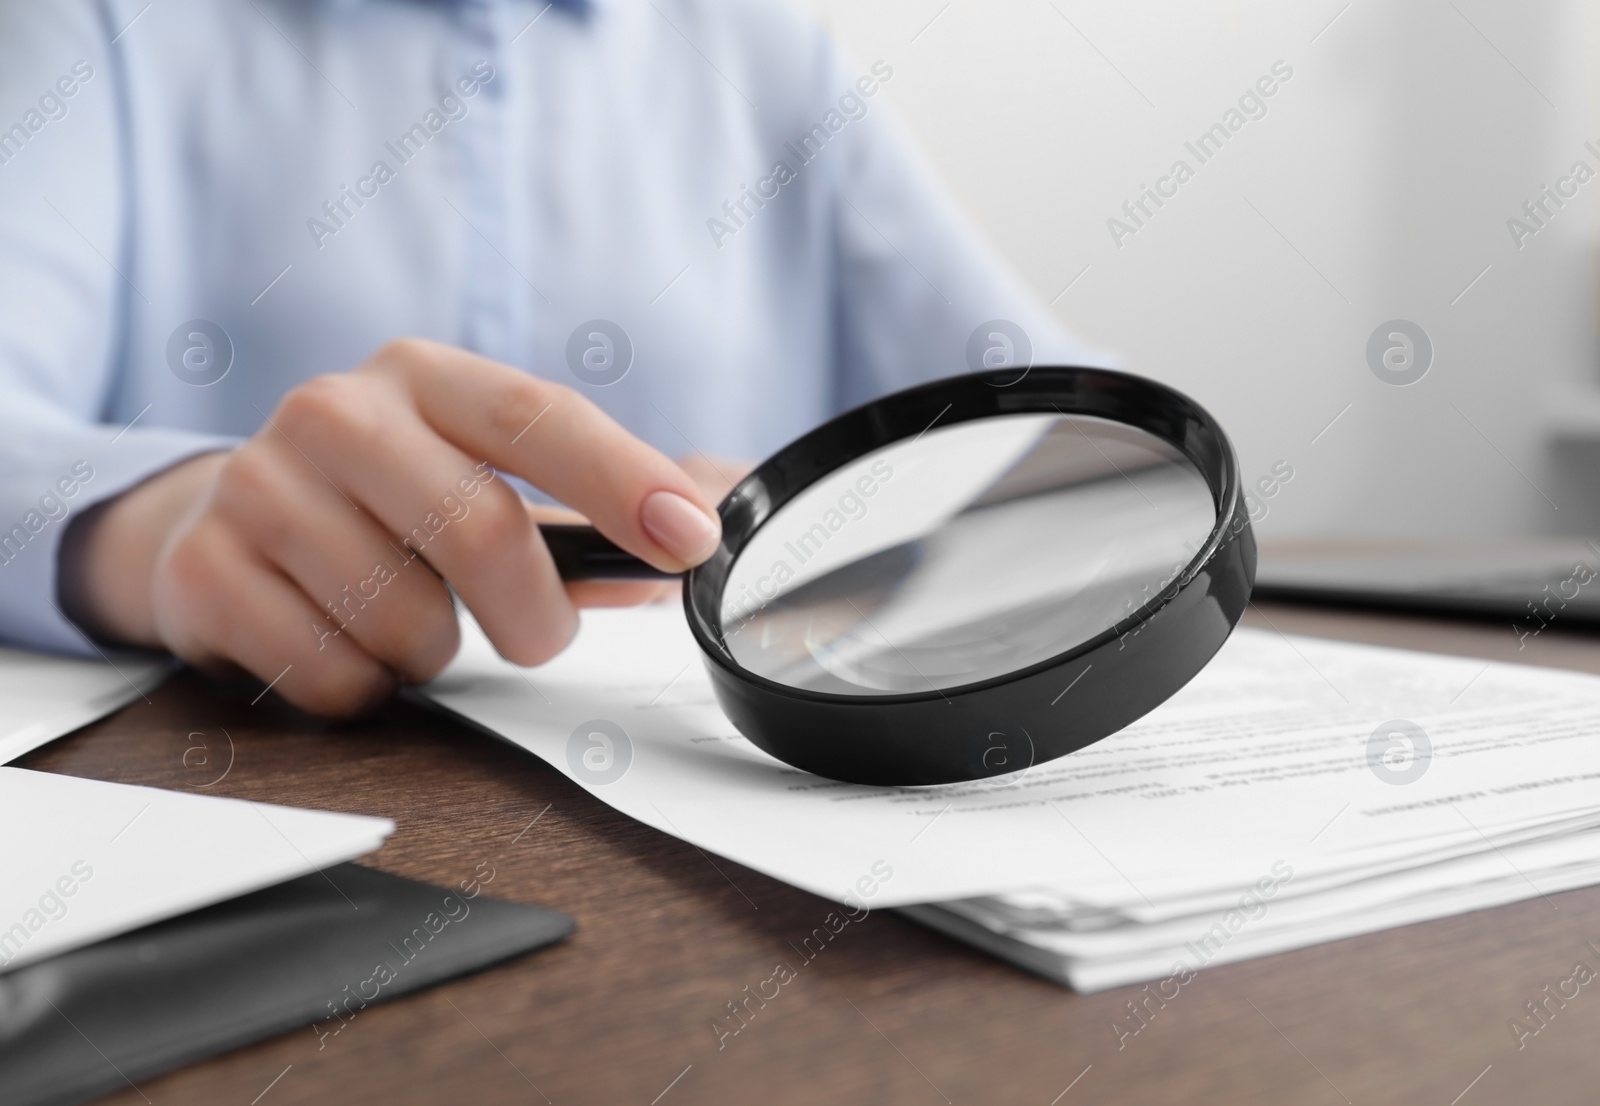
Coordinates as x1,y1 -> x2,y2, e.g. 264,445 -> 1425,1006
0,0 -> 1106,655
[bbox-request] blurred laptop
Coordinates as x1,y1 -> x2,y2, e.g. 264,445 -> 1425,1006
1252,539 -> 1600,626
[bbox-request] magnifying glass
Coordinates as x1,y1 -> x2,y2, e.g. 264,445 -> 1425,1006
538,367 -> 1254,786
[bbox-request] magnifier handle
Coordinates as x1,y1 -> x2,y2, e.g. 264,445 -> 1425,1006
537,523 -> 679,581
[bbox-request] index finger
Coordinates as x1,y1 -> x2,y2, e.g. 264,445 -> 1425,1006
369,340 -> 722,572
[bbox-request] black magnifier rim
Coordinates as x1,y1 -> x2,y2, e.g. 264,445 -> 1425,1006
682,366 -> 1254,785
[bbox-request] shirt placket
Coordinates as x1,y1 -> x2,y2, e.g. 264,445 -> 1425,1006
451,0 -> 519,365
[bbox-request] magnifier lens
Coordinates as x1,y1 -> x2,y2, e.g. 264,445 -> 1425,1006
718,413 -> 1217,696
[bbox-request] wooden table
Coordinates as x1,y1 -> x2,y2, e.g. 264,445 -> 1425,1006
26,601 -> 1600,1106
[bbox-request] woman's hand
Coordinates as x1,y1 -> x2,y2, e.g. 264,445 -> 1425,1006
62,339 -> 724,715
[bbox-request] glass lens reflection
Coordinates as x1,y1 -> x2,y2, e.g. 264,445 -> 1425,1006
719,413 -> 1217,695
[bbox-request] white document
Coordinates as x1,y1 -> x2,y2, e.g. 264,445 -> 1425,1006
0,646 -> 172,764
0,768 -> 392,972
424,606 -> 1600,910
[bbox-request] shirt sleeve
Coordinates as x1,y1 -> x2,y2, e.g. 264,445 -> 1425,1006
0,2 -> 235,655
820,47 -> 1118,411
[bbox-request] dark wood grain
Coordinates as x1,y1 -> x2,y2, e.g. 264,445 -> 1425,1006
22,602 -> 1600,1106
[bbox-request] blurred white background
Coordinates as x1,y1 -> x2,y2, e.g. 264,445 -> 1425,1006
798,0 -> 1600,538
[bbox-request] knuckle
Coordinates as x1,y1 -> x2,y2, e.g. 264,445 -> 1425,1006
459,484 -> 531,553
518,607 -> 580,667
489,375 -> 568,444
152,525 -> 233,651
370,336 -> 439,371
275,373 -> 348,425
364,337 -> 452,390
489,586 -> 579,670
213,445 -> 277,514
381,598 -> 459,681
275,374 -> 375,443
211,450 -> 296,559
159,520 -> 221,584
290,658 -> 395,717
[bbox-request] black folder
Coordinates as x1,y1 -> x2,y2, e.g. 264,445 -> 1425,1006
0,863 -> 573,1106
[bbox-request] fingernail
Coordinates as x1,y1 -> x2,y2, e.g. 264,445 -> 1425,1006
640,490 -> 721,565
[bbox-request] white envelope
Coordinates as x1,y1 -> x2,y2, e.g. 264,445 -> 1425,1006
0,645 -> 172,765
0,768 -> 393,972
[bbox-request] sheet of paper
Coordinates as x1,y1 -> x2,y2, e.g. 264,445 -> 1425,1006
0,768 -> 392,972
424,606 -> 1600,908
0,646 -> 172,764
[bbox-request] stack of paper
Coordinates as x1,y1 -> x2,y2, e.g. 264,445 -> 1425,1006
424,606 -> 1600,991
897,629 -> 1600,990
905,826 -> 1600,992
